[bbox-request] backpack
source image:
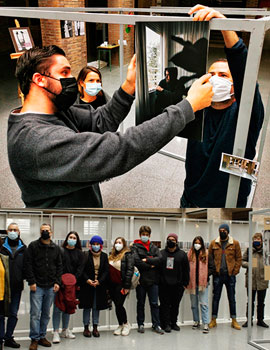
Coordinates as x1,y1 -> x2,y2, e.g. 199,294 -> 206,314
130,266 -> 140,289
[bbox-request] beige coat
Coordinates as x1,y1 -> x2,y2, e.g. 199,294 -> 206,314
242,247 -> 268,290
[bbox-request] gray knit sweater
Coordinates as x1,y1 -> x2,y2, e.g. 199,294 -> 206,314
7,87 -> 194,208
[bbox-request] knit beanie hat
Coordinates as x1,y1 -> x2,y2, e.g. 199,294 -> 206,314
219,223 -> 230,233
167,233 -> 178,241
90,235 -> 104,245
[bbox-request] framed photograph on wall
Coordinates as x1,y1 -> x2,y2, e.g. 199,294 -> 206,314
9,27 -> 34,52
61,20 -> 73,39
74,21 -> 85,36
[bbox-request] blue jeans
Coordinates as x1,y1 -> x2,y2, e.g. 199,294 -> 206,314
3,290 -> 22,340
83,289 -> 99,326
212,274 -> 236,318
136,284 -> 160,327
29,286 -> 55,341
190,286 -> 209,325
52,303 -> 70,331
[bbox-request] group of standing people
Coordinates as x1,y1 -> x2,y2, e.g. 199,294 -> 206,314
0,222 -> 269,350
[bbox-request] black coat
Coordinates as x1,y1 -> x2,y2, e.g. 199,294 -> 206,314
132,241 -> 162,287
159,246 -> 190,287
118,251 -> 134,289
24,238 -> 62,288
1,237 -> 26,291
79,250 -> 109,310
60,247 -> 85,281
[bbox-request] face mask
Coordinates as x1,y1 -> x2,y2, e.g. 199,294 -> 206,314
85,82 -> 102,96
115,243 -> 123,251
219,231 -> 228,241
92,244 -> 100,252
209,75 -> 233,102
167,240 -> 176,248
8,231 -> 18,241
41,75 -> 78,110
194,243 -> 201,251
253,241 -> 261,248
67,239 -> 77,247
41,230 -> 50,240
141,235 -> 149,243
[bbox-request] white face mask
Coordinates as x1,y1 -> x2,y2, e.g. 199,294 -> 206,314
209,75 -> 233,102
115,243 -> 123,252
194,243 -> 201,251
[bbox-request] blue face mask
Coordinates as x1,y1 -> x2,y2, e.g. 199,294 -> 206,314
85,82 -> 102,96
92,244 -> 100,252
67,239 -> 77,247
253,241 -> 261,248
8,231 -> 18,241
141,235 -> 149,243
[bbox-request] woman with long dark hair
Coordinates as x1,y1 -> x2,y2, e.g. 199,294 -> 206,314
108,237 -> 134,336
186,236 -> 215,334
52,231 -> 84,344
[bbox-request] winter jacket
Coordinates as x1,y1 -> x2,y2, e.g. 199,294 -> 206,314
1,237 -> 26,291
0,253 -> 11,316
132,240 -> 162,287
60,247 -> 84,281
55,273 -> 78,314
242,247 -> 268,290
79,250 -> 109,310
209,235 -> 242,276
24,238 -> 62,288
159,246 -> 190,287
120,251 -> 135,289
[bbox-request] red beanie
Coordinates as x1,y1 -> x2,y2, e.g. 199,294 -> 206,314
167,233 -> 178,241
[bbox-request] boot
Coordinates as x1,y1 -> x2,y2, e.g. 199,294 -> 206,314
242,319 -> 253,328
83,325 -> 91,338
231,318 -> 241,330
257,320 -> 269,328
209,317 -> 217,329
257,303 -> 268,327
92,325 -> 100,338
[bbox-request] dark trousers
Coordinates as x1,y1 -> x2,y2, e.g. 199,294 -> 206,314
159,284 -> 184,328
246,289 -> 267,321
109,283 -> 127,325
0,301 -> 4,343
136,284 -> 160,327
212,274 -> 236,318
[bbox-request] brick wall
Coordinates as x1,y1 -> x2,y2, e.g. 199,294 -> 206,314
38,0 -> 87,77
107,0 -> 135,65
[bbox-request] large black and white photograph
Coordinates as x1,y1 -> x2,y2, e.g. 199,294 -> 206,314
135,21 -> 209,141
9,27 -> 34,52
220,153 -> 260,181
60,20 -> 73,39
74,21 -> 85,36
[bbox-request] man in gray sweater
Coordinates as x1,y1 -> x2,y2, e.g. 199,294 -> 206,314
8,45 -> 213,208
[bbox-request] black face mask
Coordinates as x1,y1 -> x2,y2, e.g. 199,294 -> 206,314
41,75 -> 78,110
219,231 -> 228,241
41,230 -> 50,240
167,240 -> 176,248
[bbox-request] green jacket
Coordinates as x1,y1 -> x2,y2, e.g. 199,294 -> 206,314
0,253 -> 11,316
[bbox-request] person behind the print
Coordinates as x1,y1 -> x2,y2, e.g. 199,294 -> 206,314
159,233 -> 189,333
78,235 -> 109,338
186,236 -> 215,334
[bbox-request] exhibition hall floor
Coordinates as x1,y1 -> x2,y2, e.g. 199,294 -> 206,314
0,45 -> 270,208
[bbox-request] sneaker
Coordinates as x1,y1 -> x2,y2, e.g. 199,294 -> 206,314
137,325 -> 145,333
38,338 -> 51,347
4,338 -> 21,348
114,325 -> 123,336
121,323 -> 131,336
61,329 -> 76,339
164,325 -> 171,333
171,324 -> 180,331
203,324 -> 209,334
52,332 -> 60,344
192,322 -> 200,330
152,326 -> 164,335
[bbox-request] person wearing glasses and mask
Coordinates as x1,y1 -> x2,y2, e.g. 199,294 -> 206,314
78,235 -> 109,339
24,224 -> 62,350
208,223 -> 242,330
242,233 -> 269,328
0,223 -> 26,349
132,226 -> 164,335
159,233 -> 189,333
76,66 -> 111,109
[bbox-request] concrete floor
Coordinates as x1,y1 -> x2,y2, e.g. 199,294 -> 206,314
13,323 -> 270,350
0,44 -> 270,208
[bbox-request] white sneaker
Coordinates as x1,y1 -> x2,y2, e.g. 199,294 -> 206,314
114,325 -> 123,336
203,324 -> 209,334
61,329 -> 76,339
53,331 -> 61,344
121,323 -> 131,336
